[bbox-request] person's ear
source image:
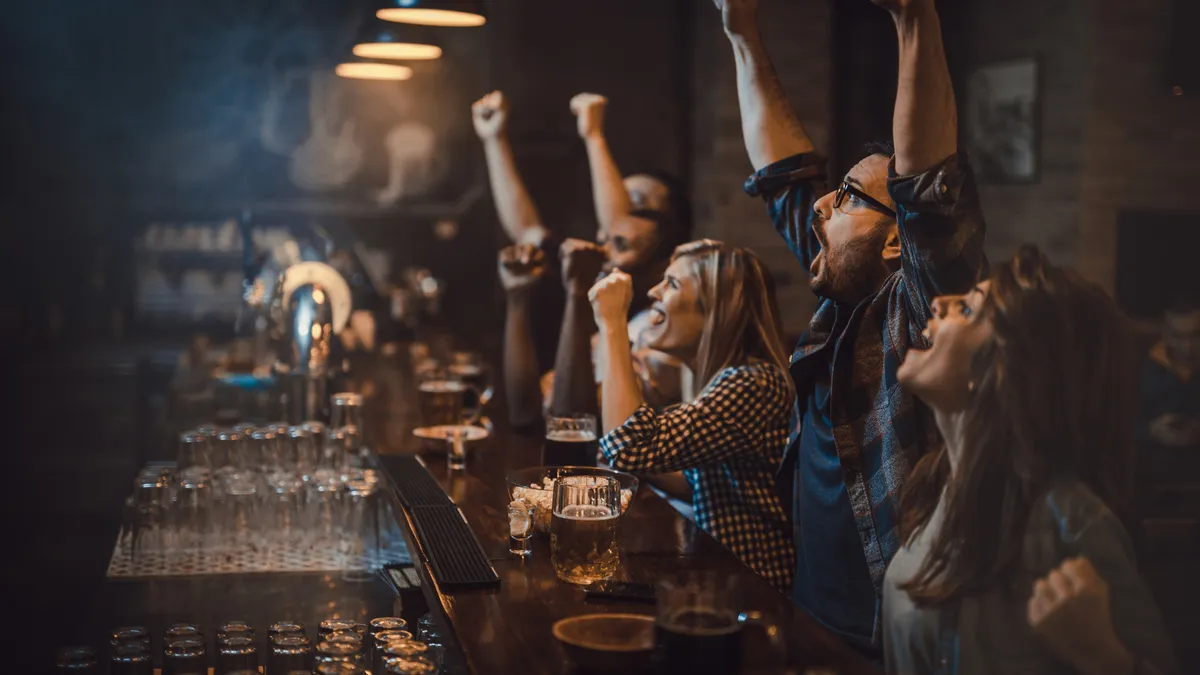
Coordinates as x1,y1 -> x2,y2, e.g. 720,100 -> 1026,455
881,223 -> 902,268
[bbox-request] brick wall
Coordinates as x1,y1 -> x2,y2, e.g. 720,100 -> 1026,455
964,0 -> 1200,296
689,0 -> 832,336
1078,0 -> 1200,294
962,0 -> 1094,272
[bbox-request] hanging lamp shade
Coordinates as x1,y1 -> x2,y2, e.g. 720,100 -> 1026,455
353,19 -> 443,61
376,0 -> 487,27
335,61 -> 414,81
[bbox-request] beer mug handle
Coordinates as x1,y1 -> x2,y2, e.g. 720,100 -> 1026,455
738,611 -> 792,674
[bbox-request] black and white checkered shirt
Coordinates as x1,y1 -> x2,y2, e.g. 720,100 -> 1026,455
599,362 -> 795,590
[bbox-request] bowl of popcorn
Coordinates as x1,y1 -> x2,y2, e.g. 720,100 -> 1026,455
506,466 -> 639,535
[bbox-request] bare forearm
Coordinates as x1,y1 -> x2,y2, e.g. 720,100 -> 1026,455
583,135 -> 632,239
550,296 -> 600,417
891,7 -> 957,175
728,30 -> 815,171
483,137 -> 547,244
596,322 -> 643,433
502,296 -> 543,427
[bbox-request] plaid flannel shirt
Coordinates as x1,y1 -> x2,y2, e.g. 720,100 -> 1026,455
599,362 -> 795,590
744,152 -> 987,601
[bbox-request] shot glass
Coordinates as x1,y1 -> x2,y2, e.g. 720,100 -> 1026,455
445,427 -> 467,471
508,500 -> 534,556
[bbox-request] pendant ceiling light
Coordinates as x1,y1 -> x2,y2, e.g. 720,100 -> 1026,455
353,19 -> 443,61
376,0 -> 487,27
335,62 -> 414,81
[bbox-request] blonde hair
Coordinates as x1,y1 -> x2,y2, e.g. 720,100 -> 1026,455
671,239 -> 793,395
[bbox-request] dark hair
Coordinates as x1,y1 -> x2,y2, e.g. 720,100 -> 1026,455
630,169 -> 694,263
864,140 -> 896,159
898,244 -> 1136,606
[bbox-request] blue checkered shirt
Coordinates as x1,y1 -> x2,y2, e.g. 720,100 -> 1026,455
599,362 -> 795,590
743,152 -> 988,603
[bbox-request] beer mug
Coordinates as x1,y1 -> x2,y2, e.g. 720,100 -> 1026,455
653,573 -> 787,675
417,369 -> 482,428
550,475 -> 621,584
543,415 -> 599,467
447,351 -> 494,410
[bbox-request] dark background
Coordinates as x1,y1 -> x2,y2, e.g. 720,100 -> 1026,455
2,0 -> 1198,670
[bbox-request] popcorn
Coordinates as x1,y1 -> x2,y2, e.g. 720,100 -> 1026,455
510,477 -> 633,534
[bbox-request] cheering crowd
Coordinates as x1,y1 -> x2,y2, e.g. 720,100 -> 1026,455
473,0 -> 1185,673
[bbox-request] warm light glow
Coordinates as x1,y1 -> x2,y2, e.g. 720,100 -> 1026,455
353,42 -> 443,60
376,8 -> 486,27
335,63 -> 414,81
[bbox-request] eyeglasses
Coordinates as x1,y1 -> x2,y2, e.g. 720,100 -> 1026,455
833,180 -> 896,218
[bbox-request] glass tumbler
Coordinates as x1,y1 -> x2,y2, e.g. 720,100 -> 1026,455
219,477 -> 261,553
318,619 -> 356,640
315,662 -> 362,675
55,646 -> 98,674
330,392 -> 365,453
109,626 -> 150,654
178,432 -> 213,477
314,640 -> 359,666
269,621 -> 307,643
384,655 -> 437,675
163,638 -> 206,675
109,642 -> 152,675
249,428 -> 280,472
550,475 -> 621,585
213,429 -> 246,481
289,426 -> 318,480
268,634 -> 313,674
377,640 -> 429,675
266,471 -> 304,559
216,635 -> 257,674
341,478 -> 379,582
174,474 -> 212,558
306,471 -> 344,550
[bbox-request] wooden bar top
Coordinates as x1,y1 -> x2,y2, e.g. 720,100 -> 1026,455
371,360 -> 880,675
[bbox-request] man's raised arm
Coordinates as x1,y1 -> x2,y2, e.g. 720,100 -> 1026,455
877,0 -> 957,175
875,0 -> 988,326
472,91 -> 548,245
718,0 -> 815,171
571,93 -> 632,242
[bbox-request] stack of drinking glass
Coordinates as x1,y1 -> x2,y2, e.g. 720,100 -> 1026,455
116,393 -> 388,580
58,614 -> 443,674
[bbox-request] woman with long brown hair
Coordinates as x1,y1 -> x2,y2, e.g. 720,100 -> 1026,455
886,245 -> 1178,674
588,239 -> 795,589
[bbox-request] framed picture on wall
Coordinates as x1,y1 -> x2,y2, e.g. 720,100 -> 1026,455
967,57 -> 1040,184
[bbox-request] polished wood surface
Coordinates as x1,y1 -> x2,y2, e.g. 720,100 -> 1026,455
371,353 -> 880,675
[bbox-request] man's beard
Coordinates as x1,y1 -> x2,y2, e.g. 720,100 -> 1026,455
812,237 -> 889,305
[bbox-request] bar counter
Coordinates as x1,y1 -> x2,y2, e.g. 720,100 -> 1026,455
367,353 -> 880,675
76,351 -> 879,675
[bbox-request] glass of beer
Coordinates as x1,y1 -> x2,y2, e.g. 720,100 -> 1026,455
652,573 -> 787,675
417,370 -> 481,428
550,475 -> 621,584
448,351 -> 494,410
543,414 -> 599,467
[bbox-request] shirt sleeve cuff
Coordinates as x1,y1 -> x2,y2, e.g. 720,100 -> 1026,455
598,403 -> 656,463
887,153 -> 972,209
743,152 -> 827,198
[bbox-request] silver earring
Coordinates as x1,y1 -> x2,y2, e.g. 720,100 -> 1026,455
967,380 -> 976,393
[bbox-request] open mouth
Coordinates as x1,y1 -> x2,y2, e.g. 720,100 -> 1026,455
650,305 -> 667,327
809,250 -> 824,278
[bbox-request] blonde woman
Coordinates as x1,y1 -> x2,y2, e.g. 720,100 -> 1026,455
588,239 -> 795,590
